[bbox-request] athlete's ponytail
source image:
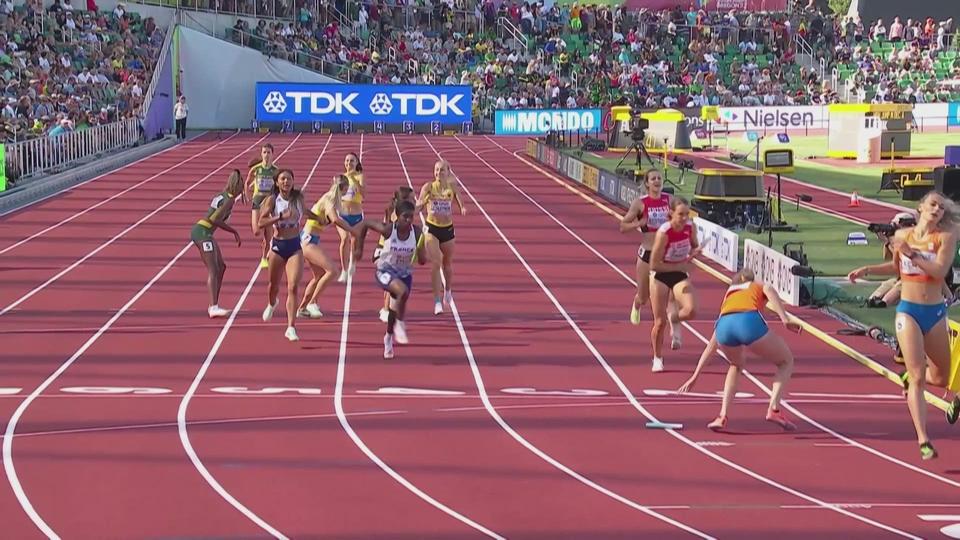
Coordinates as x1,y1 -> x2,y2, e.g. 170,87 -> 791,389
225,169 -> 243,195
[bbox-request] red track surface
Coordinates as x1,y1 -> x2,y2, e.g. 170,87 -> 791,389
2,133 -> 959,539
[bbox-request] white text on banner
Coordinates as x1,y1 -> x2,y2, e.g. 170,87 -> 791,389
742,239 -> 800,306
693,217 -> 739,272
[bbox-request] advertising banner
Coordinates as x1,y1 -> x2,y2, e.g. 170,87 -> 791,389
693,217 -> 739,272
255,82 -> 472,124
598,170 -> 620,201
495,108 -> 603,136
582,164 -> 599,191
743,239 -> 801,306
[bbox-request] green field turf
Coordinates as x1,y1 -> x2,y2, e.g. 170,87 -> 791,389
560,144 -> 960,335
567,148 -> 879,277
715,132 -> 956,208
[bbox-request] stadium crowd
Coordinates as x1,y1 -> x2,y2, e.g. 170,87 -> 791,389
0,0 -> 163,142
220,0 -> 958,119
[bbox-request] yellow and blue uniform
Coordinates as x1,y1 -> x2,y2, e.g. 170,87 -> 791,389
423,180 -> 456,244
715,281 -> 769,347
190,191 -> 235,246
300,197 -> 332,246
896,229 -> 948,335
250,163 -> 278,210
339,170 -> 365,226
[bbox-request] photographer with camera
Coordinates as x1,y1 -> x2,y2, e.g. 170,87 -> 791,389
865,212 -> 917,308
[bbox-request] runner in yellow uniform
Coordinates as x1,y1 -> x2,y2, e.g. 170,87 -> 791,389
337,152 -> 365,282
418,159 -> 466,315
189,170 -> 243,318
297,174 -> 357,318
245,143 -> 278,268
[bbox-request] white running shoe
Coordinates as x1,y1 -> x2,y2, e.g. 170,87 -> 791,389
379,308 -> 390,323
262,299 -> 278,322
652,357 -> 664,373
337,272 -> 347,283
434,301 -> 444,315
304,303 -> 323,318
394,321 -> 409,344
383,333 -> 394,359
443,290 -> 453,307
208,305 -> 230,318
285,326 -> 299,342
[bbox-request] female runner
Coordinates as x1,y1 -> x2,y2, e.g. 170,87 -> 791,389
189,170 -> 243,318
259,169 -> 350,342
337,152 -> 365,282
648,196 -> 701,372
296,174 -> 357,318
619,169 -> 682,346
847,191 -> 960,460
376,186 -> 418,322
678,268 -> 802,431
418,159 -> 466,315
245,143 -> 279,269
354,200 -> 427,358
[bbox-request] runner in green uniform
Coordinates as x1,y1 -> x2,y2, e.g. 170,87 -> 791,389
191,169 -> 243,318
245,143 -> 279,269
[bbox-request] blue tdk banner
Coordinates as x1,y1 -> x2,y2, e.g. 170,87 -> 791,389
255,82 -> 472,123
495,108 -> 603,135
949,102 -> 960,127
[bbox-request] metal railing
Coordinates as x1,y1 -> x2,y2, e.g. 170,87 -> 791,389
497,16 -> 527,53
220,26 -> 371,82
141,18 -> 176,118
125,0 -> 300,21
5,117 -> 142,183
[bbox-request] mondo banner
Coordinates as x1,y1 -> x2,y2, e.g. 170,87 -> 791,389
495,109 -> 603,136
255,82 -> 472,123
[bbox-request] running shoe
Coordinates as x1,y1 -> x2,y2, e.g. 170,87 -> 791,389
208,305 -> 230,318
946,396 -> 960,425
434,301 -> 444,315
707,416 -> 727,431
262,299 -> 278,322
383,333 -> 394,359
304,303 -> 323,318
379,308 -> 390,323
765,409 -> 797,431
652,357 -> 664,373
629,304 -> 641,325
284,327 -> 299,342
394,321 -> 409,344
899,370 -> 910,396
920,441 -> 938,460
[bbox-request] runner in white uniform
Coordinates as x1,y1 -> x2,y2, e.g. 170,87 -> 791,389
354,200 -> 427,358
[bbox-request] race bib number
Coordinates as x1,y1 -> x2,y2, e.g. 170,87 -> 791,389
201,241 -> 214,253
300,230 -> 312,245
431,199 -> 452,215
665,240 -> 691,262
647,207 -> 669,228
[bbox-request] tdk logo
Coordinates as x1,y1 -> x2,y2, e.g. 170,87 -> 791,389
262,91 -> 466,117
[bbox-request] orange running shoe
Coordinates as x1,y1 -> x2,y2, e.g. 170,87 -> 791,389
766,409 -> 797,431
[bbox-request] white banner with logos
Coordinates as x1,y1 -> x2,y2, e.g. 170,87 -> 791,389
693,217 -> 739,272
742,239 -> 801,306
714,103 -> 955,133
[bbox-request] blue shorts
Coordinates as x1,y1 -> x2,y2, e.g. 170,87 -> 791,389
715,310 -> 769,347
896,299 -> 947,335
300,230 -> 321,246
271,236 -> 302,261
375,266 -> 412,294
340,213 -> 364,227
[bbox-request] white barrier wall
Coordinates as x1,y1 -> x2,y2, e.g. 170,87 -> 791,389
693,217 -> 740,272
742,239 -> 801,306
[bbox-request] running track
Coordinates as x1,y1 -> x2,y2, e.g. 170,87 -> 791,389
1,133 -> 959,539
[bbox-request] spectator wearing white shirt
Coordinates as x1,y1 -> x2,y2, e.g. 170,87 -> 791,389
174,95 -> 188,140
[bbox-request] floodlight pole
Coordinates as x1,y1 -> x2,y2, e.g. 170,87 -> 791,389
777,173 -> 784,224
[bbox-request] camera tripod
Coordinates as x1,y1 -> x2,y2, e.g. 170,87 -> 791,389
615,135 -> 680,190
